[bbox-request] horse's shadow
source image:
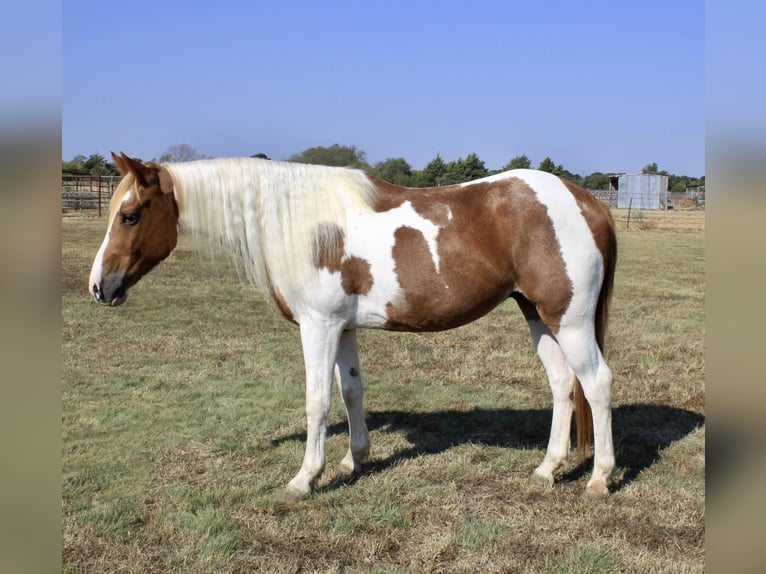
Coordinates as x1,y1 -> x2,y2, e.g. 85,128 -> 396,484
271,404 -> 704,492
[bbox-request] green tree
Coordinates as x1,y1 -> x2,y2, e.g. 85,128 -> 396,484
502,154 -> 531,170
251,153 -> 270,160
84,153 -> 108,175
538,157 -> 560,174
558,167 -> 583,185
373,157 -> 413,186
535,157 -> 582,184
668,174 -> 704,192
641,162 -> 659,174
582,172 -> 611,190
460,152 -> 489,181
641,162 -> 670,176
62,153 -> 119,175
62,155 -> 87,174
289,144 -> 370,169
441,153 -> 488,185
416,154 -> 447,187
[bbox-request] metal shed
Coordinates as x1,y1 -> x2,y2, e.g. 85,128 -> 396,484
615,174 -> 669,209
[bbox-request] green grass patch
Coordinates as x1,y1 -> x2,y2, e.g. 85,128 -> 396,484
63,213 -> 705,573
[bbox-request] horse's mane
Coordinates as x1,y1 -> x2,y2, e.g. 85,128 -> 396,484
164,157 -> 378,303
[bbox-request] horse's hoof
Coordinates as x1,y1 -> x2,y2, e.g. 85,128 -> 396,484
339,462 -> 361,476
281,487 -> 310,504
529,470 -> 554,489
339,457 -> 363,476
584,480 -> 609,500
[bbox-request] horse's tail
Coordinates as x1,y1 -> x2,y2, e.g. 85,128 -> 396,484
574,200 -> 617,461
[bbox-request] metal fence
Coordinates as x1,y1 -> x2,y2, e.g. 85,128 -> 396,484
589,190 -> 617,206
62,174 -> 120,217
589,188 -> 704,210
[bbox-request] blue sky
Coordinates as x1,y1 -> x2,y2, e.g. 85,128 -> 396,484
63,0 -> 705,176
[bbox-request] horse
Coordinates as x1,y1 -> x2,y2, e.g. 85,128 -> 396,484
90,152 -> 617,501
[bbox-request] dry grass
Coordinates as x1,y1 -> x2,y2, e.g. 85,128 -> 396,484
62,210 -> 704,573
612,208 -> 705,234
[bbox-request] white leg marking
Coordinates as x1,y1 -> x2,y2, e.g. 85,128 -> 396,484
286,318 -> 345,499
526,318 -> 577,486
334,330 -> 370,474
555,324 -> 615,495
510,171 -> 614,493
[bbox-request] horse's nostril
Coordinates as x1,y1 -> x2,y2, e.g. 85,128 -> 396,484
92,284 -> 101,298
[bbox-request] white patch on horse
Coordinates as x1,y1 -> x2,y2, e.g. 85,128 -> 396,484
89,188 -> 135,299
398,201 -> 442,272
339,200 -> 446,327
457,170 -> 519,187
514,170 -> 603,325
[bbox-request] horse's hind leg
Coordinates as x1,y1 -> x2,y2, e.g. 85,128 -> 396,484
334,329 -> 370,474
515,296 -> 577,487
555,323 -> 615,497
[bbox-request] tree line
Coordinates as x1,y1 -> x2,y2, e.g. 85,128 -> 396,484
62,143 -> 704,192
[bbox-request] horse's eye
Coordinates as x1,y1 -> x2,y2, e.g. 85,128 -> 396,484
121,213 -> 139,226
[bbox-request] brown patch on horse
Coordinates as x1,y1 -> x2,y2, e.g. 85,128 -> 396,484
385,226 -> 444,329
412,201 -> 452,227
367,176 -> 409,213
504,178 -> 572,331
340,257 -> 374,295
374,175 -> 572,333
312,223 -> 374,296
312,223 -> 345,273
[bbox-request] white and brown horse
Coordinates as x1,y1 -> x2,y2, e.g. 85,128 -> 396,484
90,152 -> 616,500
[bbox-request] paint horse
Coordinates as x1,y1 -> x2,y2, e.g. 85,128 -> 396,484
90,152 -> 617,500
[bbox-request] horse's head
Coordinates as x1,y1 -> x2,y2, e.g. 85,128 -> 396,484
89,152 -> 178,306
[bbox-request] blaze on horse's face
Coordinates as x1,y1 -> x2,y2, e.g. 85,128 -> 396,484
89,153 -> 178,306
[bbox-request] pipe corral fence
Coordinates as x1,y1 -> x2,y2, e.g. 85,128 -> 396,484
62,174 -> 120,217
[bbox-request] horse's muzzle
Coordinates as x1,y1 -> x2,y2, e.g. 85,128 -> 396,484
91,274 -> 129,307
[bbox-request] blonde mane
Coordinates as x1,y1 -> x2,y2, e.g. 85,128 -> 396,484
163,157 -> 378,304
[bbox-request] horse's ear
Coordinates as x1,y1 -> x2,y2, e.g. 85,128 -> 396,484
118,152 -> 153,187
147,162 -> 175,195
111,151 -> 129,175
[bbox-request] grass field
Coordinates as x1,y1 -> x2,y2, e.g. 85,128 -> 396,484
62,208 -> 705,573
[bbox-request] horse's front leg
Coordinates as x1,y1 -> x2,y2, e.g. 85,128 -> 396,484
285,318 -> 344,502
335,329 -> 370,474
